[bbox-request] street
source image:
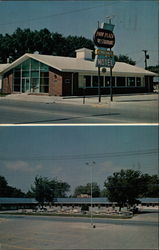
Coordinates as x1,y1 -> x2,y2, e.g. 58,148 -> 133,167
0,212 -> 158,249
0,93 -> 158,124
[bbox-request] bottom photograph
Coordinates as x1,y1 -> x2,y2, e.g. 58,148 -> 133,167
0,125 -> 158,250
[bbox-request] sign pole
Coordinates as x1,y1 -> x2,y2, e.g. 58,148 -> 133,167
98,66 -> 101,102
110,66 -> 113,102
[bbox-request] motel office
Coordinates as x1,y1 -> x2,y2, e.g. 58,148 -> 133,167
0,48 -> 156,96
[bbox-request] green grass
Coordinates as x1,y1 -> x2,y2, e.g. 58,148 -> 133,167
0,212 -> 133,219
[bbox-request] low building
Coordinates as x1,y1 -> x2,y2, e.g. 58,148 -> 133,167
0,197 -> 158,210
0,48 -> 156,96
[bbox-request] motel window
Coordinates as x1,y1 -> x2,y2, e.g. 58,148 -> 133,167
136,77 -> 141,86
85,75 -> 91,87
127,77 -> 135,87
116,77 -> 125,87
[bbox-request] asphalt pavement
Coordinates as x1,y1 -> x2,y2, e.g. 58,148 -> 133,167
0,212 -> 158,249
0,93 -> 158,124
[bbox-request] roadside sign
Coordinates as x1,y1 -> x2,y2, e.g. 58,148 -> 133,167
95,55 -> 115,68
95,49 -> 114,56
93,28 -> 115,49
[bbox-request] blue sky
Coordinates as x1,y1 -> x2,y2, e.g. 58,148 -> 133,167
0,0 -> 158,67
0,126 -> 158,193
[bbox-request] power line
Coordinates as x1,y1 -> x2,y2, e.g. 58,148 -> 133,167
0,148 -> 157,161
0,3 -> 114,26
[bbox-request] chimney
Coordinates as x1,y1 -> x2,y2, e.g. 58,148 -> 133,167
75,48 -> 93,61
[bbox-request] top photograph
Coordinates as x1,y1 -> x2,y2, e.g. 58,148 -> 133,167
0,0 -> 158,124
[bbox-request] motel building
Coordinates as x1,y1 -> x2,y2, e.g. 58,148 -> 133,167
0,48 -> 156,96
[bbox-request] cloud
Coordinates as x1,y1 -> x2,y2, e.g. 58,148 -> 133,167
5,161 -> 43,173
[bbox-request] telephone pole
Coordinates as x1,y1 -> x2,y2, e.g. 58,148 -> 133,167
142,50 -> 149,69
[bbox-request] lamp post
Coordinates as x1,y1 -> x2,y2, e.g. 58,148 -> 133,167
86,161 -> 96,228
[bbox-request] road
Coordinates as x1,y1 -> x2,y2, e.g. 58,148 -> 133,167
0,212 -> 158,249
0,96 -> 158,124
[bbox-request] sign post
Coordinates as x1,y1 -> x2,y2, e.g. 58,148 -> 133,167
93,20 -> 115,102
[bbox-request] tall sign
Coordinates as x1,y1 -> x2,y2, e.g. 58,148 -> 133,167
93,21 -> 115,102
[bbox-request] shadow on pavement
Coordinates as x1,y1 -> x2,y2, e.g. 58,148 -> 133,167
14,112 -> 120,124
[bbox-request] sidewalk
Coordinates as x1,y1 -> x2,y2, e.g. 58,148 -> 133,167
0,92 -> 158,106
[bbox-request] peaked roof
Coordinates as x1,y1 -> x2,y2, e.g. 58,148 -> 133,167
0,64 -> 10,73
0,53 -> 156,76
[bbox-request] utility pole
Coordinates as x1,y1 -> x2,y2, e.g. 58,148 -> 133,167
142,50 -> 149,69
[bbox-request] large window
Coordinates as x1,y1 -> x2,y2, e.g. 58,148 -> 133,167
127,77 -> 135,87
136,77 -> 141,86
92,76 -> 103,87
116,77 -> 125,87
105,76 -> 115,87
13,58 -> 49,93
85,75 -> 91,87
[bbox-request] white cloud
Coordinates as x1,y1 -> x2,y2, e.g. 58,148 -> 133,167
5,161 -> 43,173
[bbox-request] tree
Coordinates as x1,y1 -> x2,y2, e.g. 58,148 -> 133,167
104,169 -> 150,211
74,182 -> 100,197
146,65 -> 159,74
30,176 -> 70,206
0,175 -> 25,197
143,174 -> 159,197
115,54 -> 136,65
31,176 -> 54,206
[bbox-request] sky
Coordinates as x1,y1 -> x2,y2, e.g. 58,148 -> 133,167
0,125 -> 158,194
0,0 -> 158,68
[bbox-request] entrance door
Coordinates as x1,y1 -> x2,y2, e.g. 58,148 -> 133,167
22,78 -> 30,93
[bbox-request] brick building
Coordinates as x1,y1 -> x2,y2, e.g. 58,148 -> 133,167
0,48 -> 156,96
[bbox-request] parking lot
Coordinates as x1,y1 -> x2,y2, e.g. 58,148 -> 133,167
0,212 -> 158,249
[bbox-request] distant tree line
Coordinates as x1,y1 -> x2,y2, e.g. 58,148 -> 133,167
147,65 -> 159,74
0,28 -> 94,63
0,175 -> 25,197
1,169 -> 158,209
0,27 -> 136,65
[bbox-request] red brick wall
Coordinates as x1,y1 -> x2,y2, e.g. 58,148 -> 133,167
49,68 -> 62,96
2,72 -> 13,94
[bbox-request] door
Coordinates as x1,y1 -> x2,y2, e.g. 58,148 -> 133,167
22,78 -> 30,93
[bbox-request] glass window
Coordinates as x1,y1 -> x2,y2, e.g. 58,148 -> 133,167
22,71 -> 29,77
127,77 -> 135,86
40,62 -> 49,72
136,77 -> 141,86
40,78 -> 49,93
22,59 -> 30,70
31,71 -> 39,78
13,58 -> 49,93
105,77 -> 110,86
100,76 -> 104,87
31,59 -> 39,70
92,76 -> 98,87
30,78 -> 39,93
117,77 -> 125,87
84,76 -> 91,87
105,77 -> 115,87
14,71 -> 21,78
13,78 -> 20,92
